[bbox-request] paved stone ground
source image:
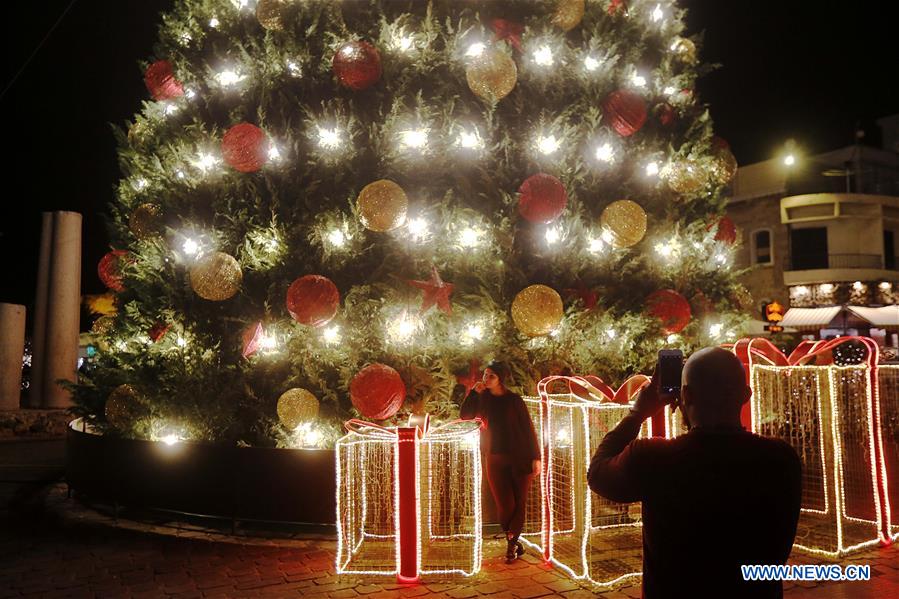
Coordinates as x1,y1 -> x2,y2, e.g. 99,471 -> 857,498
1,441 -> 897,598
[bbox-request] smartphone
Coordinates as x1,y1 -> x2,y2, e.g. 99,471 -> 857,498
658,349 -> 684,395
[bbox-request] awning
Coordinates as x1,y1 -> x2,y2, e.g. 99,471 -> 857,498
780,307 -> 842,327
847,305 -> 899,327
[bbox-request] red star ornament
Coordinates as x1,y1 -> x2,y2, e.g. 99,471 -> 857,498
407,266 -> 454,316
456,359 -> 482,397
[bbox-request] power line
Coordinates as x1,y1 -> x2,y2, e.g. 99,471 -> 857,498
0,0 -> 80,103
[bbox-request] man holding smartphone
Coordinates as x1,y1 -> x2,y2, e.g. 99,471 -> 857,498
587,347 -> 801,598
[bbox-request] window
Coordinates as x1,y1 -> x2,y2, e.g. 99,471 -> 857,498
752,230 -> 772,265
790,227 -> 828,270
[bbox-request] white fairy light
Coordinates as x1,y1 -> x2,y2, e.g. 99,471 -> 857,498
258,332 -> 278,351
784,154 -> 796,166
466,42 -> 486,58
555,428 -> 570,445
879,281 -> 892,291
388,311 -> 419,344
464,323 -> 484,343
595,143 -> 615,163
584,55 -> 601,71
176,335 -> 188,348
322,325 -> 341,345
163,103 -> 180,116
392,31 -> 415,53
231,0 -> 250,9
654,238 -> 680,259
179,32 -> 192,45
182,239 -> 200,256
185,88 -> 197,99
162,434 -> 181,446
317,126 -> 342,150
794,285 -> 810,296
601,229 -> 615,244
852,281 -> 865,291
209,17 -> 220,28
663,85 -> 676,96
175,170 -> 185,179
651,4 -> 664,22
537,134 -> 561,156
327,228 -> 346,248
588,237 -> 605,253
606,328 -> 617,339
715,253 -> 728,265
286,60 -> 302,77
267,145 -> 282,162
457,129 -> 483,150
631,72 -> 647,87
709,323 -> 723,338
459,227 -> 481,248
819,283 -> 835,294
407,217 -> 430,241
545,226 -> 561,245
195,152 -> 219,172
132,178 -> 148,191
645,161 -> 660,177
666,333 -> 679,344
216,69 -> 246,87
533,45 -> 554,67
399,128 -> 429,151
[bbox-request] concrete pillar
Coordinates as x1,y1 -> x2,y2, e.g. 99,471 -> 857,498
30,213 -> 54,408
34,212 -> 82,408
0,303 -> 26,410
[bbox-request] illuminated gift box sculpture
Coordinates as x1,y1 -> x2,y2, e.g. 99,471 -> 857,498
734,337 -> 893,556
335,417 -> 482,581
876,364 -> 899,543
521,375 -> 655,588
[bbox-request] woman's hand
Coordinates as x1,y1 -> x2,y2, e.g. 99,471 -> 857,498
473,381 -> 486,393
532,459 -> 542,476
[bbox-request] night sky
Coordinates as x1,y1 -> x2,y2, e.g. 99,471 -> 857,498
3,0 -> 898,317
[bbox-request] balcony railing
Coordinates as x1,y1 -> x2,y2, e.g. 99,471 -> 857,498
785,253 -> 891,270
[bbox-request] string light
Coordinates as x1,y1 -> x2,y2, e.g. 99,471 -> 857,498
194,152 -> 219,172
651,4 -> 664,22
175,336 -> 188,348
784,154 -> 796,166
465,42 -> 485,58
584,55 -> 601,71
708,323 -> 723,338
545,226 -> 562,245
853,281 -> 865,291
182,239 -> 200,256
879,282 -> 892,291
631,72 -> 647,87
606,328 -> 617,339
407,217 -> 430,241
132,178 -> 148,191
398,128 -> 429,151
209,17 -> 220,28
215,69 -> 246,87
595,142 -> 615,163
536,134 -> 561,156
458,227 -> 482,248
391,30 -> 415,53
645,161 -> 660,177
666,334 -> 679,344
286,60 -> 302,77
533,45 -> 554,66
185,88 -> 197,99
322,325 -> 341,345
663,85 -> 676,96
175,170 -> 185,179
327,228 -> 347,248
456,128 -> 483,150
387,311 -> 419,345
654,238 -> 680,259
588,237 -> 606,254
317,126 -> 342,150
267,145 -> 283,162
462,322 -> 484,345
231,0 -> 250,9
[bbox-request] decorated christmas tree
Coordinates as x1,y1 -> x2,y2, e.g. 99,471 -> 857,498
76,0 -> 749,447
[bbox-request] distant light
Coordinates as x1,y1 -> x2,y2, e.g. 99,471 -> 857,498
466,42 -> 486,58
595,143 -> 615,163
879,281 -> 892,291
784,154 -> 796,166
533,45 -> 554,67
853,281 -> 865,291
819,283 -> 834,294
537,134 -> 561,156
794,285 -> 810,296
584,56 -> 601,71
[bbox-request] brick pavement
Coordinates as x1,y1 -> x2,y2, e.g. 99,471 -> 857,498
0,483 -> 897,598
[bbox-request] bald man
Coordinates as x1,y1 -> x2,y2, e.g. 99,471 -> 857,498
588,348 -> 801,598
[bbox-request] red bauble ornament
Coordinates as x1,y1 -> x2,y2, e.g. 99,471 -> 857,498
286,275 -> 340,327
98,250 -> 128,292
144,60 -> 184,101
149,322 -> 170,343
350,363 -> 406,420
518,173 -> 568,224
221,123 -> 268,173
603,89 -> 647,137
655,102 -> 676,127
332,41 -> 382,91
714,216 -> 737,245
646,289 -> 692,334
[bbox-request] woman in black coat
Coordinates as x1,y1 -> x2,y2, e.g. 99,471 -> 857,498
460,360 -> 541,563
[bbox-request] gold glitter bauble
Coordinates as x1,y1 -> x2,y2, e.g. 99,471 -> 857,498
91,315 -> 116,335
466,47 -> 517,103
665,161 -> 706,195
106,384 -> 140,429
276,388 -> 320,429
189,252 -> 242,301
356,179 -> 409,232
671,37 -> 697,65
710,145 -> 738,186
129,203 -> 163,240
552,0 -> 585,31
511,284 -> 564,337
600,200 -> 648,248
256,0 -> 287,31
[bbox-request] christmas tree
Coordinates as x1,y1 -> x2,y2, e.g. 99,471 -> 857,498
76,0 -> 749,447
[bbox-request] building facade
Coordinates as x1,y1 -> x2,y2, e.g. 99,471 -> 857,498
727,120 -> 899,341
